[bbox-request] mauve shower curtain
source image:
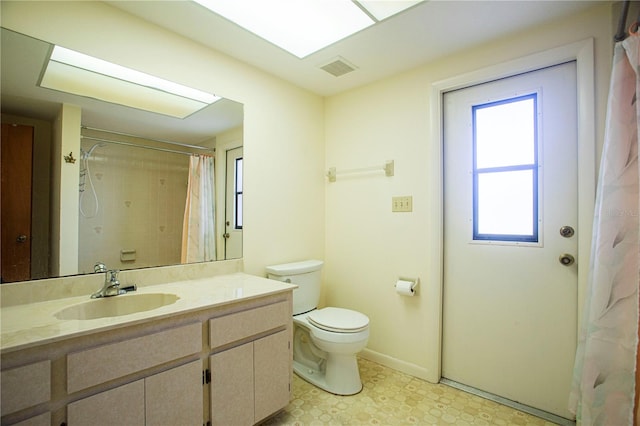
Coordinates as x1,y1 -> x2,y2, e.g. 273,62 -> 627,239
181,155 -> 216,263
569,33 -> 639,425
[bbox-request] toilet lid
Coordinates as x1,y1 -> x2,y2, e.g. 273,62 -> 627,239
308,307 -> 369,333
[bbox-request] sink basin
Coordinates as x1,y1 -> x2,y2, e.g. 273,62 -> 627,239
55,293 -> 180,320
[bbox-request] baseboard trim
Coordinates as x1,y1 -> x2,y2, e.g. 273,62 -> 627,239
359,348 -> 436,383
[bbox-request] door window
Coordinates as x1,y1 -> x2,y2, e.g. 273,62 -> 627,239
472,94 -> 539,242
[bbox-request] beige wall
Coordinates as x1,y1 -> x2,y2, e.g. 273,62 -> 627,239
324,3 -> 612,380
52,104 -> 82,277
1,1 -> 326,277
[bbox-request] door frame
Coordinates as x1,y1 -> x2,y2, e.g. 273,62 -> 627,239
224,146 -> 243,260
425,39 -> 596,383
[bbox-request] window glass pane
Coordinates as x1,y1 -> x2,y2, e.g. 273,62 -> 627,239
236,158 -> 243,191
476,170 -> 534,237
236,193 -> 243,228
475,96 -> 535,169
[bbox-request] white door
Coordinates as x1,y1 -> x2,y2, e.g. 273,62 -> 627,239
442,62 -> 578,420
225,146 -> 243,259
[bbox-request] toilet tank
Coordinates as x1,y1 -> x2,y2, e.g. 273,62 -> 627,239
266,260 -> 323,315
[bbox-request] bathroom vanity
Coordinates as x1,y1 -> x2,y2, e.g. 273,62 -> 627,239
0,273 -> 295,426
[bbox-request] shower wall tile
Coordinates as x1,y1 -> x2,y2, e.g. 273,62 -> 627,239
79,143 -> 188,274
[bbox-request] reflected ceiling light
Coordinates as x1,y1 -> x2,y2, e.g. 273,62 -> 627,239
193,0 -> 423,58
40,46 -> 221,118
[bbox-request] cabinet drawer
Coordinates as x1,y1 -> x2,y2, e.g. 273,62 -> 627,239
67,322 -> 201,393
209,301 -> 288,348
1,360 -> 50,415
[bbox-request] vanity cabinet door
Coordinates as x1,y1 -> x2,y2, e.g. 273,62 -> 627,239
254,330 -> 290,423
67,361 -> 202,426
210,343 -> 254,426
145,360 -> 202,426
210,331 -> 291,426
11,412 -> 50,426
67,380 -> 145,426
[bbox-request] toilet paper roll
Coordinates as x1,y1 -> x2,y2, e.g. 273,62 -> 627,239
395,280 -> 415,296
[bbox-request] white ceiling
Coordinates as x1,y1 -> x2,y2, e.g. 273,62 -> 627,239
109,0 -> 607,97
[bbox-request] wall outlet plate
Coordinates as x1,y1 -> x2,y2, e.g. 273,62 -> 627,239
392,196 -> 412,212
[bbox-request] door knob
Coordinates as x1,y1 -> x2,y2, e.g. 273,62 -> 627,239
223,233 -> 230,239
16,234 -> 27,243
559,253 -> 575,266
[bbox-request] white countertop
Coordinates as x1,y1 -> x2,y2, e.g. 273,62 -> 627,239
1,273 -> 296,354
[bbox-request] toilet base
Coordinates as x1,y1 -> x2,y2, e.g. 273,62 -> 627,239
293,353 -> 363,396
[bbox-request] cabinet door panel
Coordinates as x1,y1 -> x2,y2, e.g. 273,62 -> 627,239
67,380 -> 144,426
210,344 -> 253,426
254,330 -> 290,422
145,360 -> 202,426
12,412 -> 50,426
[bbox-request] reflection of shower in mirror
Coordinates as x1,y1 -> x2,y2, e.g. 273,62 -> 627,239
79,142 -> 105,218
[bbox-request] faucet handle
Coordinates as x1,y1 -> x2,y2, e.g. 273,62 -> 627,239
94,262 -> 107,273
107,269 -> 120,283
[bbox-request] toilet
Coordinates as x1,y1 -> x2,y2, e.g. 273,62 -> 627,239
266,260 -> 369,395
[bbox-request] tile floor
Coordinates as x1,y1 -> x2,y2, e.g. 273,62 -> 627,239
263,358 -> 560,426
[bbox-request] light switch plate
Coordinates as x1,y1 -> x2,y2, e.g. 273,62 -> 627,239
392,196 -> 412,212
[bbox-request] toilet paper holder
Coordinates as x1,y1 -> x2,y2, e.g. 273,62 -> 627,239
395,277 -> 419,295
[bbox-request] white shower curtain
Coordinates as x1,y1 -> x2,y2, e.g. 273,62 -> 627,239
181,155 -> 216,263
569,33 -> 640,424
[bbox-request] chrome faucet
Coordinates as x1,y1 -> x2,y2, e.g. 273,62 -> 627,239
91,269 -> 121,298
90,262 -> 137,298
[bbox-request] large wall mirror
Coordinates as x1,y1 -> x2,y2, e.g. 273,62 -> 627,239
1,28 -> 244,284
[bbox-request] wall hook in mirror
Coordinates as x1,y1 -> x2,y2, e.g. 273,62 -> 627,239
64,152 -> 76,164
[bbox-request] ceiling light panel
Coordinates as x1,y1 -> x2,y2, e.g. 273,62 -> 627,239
193,0 -> 375,58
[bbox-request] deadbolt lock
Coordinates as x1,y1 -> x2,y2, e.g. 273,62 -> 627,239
559,226 -> 575,238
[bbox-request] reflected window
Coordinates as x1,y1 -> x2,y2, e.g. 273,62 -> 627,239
235,157 -> 243,229
473,94 -> 538,242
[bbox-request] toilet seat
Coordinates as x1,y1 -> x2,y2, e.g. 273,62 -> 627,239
307,307 -> 369,333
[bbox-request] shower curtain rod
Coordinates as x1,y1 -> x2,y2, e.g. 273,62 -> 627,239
81,136 -> 213,157
81,125 -> 214,152
615,0 -> 630,41
614,0 -> 639,42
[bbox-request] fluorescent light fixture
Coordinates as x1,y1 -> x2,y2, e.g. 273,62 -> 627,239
194,0 -> 374,58
193,0 -> 424,58
40,46 -> 221,118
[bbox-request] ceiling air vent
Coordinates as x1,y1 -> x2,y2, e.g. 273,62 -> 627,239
319,57 -> 357,77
